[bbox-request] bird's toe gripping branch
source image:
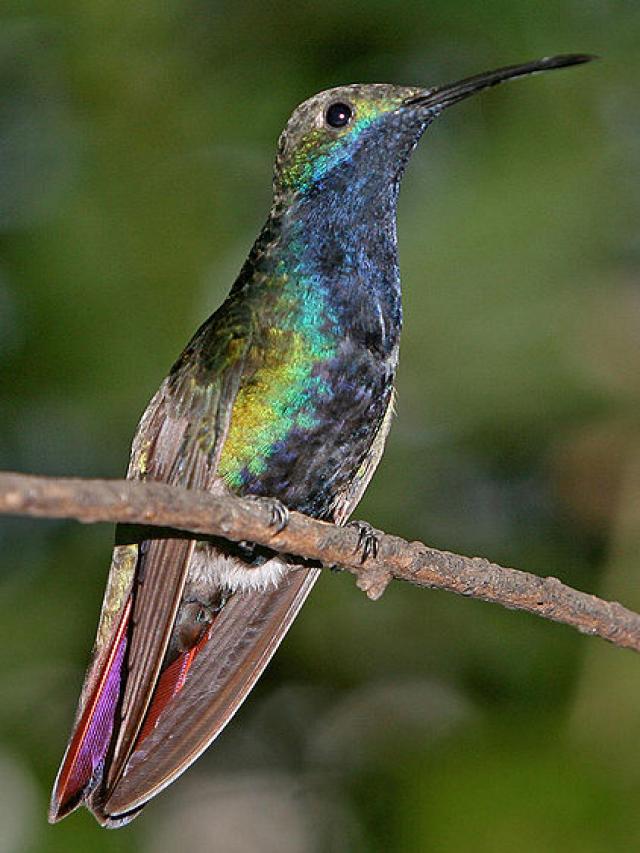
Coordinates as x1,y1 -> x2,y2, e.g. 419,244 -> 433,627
348,519 -> 380,562
346,520 -> 393,600
245,495 -> 290,534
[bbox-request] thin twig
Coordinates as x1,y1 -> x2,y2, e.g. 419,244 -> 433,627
0,470 -> 638,652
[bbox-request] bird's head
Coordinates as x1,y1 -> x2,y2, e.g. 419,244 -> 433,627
273,54 -> 593,203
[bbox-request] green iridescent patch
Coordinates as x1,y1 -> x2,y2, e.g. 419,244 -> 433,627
218,255 -> 338,489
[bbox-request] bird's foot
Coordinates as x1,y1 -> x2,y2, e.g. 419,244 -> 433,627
347,520 -> 380,563
245,495 -> 290,533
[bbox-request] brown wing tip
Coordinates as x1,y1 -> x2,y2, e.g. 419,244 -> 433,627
49,786 -> 144,828
87,789 -> 146,828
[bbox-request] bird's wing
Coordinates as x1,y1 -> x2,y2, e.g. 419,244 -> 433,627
50,308 -> 252,822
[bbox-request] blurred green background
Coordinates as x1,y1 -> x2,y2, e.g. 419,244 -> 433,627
1,1 -> 640,851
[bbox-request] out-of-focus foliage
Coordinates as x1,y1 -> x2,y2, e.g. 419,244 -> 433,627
1,1 -> 639,851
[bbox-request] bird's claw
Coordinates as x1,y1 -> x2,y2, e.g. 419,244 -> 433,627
246,495 -> 290,533
268,499 -> 289,533
348,520 -> 380,563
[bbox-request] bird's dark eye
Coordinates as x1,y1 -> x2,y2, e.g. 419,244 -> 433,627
325,102 -> 353,128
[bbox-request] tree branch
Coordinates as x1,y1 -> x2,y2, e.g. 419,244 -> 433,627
0,470 -> 637,653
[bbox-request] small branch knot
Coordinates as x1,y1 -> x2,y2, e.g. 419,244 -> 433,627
355,566 -> 393,601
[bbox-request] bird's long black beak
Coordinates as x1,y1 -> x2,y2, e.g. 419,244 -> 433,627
404,53 -> 595,112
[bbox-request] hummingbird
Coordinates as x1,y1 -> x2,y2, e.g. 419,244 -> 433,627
49,53 -> 592,827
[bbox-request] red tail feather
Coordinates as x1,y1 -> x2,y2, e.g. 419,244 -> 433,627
137,626 -> 212,744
